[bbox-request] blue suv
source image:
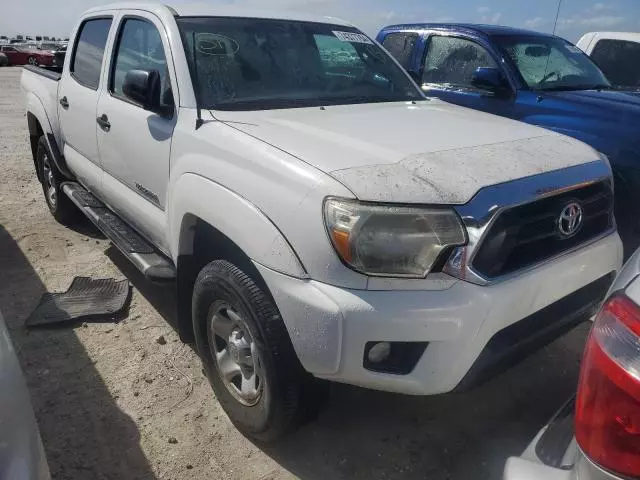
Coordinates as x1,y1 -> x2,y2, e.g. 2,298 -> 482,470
377,24 -> 640,254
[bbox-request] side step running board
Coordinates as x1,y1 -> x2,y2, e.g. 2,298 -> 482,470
62,182 -> 176,282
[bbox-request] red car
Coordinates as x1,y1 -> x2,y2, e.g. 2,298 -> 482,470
0,45 -> 53,66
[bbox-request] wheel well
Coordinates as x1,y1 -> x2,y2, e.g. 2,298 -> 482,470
27,113 -> 44,182
176,216 -> 269,343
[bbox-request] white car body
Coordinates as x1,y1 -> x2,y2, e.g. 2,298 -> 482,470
20,3 -> 622,398
0,311 -> 50,480
504,248 -> 640,480
577,32 -> 640,89
577,31 -> 640,54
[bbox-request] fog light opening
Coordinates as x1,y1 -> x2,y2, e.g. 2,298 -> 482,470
367,342 -> 391,364
363,341 -> 429,375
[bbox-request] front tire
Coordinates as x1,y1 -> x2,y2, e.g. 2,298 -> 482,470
192,260 -> 327,442
37,136 -> 78,224
27,56 -> 38,66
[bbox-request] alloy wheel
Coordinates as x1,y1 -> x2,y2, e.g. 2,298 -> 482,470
208,303 -> 263,406
42,154 -> 57,208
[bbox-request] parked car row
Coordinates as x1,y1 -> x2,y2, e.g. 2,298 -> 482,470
0,44 -> 54,66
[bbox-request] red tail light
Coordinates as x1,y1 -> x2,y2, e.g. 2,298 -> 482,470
575,295 -> 640,477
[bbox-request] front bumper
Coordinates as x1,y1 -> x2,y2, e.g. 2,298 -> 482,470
256,232 -> 622,395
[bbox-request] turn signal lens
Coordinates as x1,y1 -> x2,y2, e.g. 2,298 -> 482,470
324,198 -> 466,277
576,295 -> 640,478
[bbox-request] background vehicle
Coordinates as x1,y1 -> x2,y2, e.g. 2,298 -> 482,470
0,52 -> 8,67
0,310 -> 50,480
52,45 -> 66,68
21,4 -> 622,441
377,24 -> 640,256
37,42 -> 61,53
0,45 -> 53,66
504,247 -> 640,480
578,32 -> 640,91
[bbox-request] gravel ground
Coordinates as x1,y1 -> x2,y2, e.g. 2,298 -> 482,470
0,66 -> 590,480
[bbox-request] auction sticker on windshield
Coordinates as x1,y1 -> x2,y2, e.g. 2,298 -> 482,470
332,31 -> 373,44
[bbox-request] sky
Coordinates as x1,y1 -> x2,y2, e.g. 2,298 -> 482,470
1,0 -> 639,43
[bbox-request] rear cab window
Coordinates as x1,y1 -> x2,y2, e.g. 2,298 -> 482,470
590,39 -> 640,89
70,17 -> 112,89
381,32 -> 419,69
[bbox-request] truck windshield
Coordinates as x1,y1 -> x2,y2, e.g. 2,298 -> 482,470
495,35 -> 611,91
176,17 -> 421,110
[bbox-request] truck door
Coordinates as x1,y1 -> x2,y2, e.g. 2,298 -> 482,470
419,34 -> 516,118
380,31 -> 421,76
58,17 -> 113,193
96,12 -> 176,250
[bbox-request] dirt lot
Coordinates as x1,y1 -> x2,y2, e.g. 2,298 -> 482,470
0,66 -> 590,479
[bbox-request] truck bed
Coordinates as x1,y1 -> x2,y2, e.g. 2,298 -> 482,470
21,64 -> 62,145
23,64 -> 63,81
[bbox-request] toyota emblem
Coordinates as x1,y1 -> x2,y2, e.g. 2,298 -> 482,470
558,202 -> 583,238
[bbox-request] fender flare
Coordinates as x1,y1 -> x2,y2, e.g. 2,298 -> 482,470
170,173 -> 306,278
25,92 -> 73,179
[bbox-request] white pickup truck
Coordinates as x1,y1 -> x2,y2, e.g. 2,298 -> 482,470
21,3 -> 623,440
577,32 -> 640,90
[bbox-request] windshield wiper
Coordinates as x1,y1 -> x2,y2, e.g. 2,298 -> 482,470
534,84 -> 612,92
317,94 -> 411,105
208,94 -> 414,111
578,84 -> 613,91
211,98 -> 320,111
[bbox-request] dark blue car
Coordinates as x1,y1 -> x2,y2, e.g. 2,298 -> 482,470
377,24 -> 640,254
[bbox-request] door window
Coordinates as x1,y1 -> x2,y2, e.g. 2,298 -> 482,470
71,18 -> 112,89
110,18 -> 172,107
591,39 -> 640,89
422,36 -> 498,89
382,32 -> 419,69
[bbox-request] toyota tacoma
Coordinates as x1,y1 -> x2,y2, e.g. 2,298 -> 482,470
21,4 -> 622,440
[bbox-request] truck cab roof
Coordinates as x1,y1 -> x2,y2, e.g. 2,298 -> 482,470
83,2 -> 354,27
379,23 -> 552,38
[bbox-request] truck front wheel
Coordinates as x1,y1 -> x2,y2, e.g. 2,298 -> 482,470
192,259 -> 326,441
37,136 -> 78,224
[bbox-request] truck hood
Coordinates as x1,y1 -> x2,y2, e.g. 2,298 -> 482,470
543,88 -> 640,120
522,88 -> 640,168
214,99 -> 600,204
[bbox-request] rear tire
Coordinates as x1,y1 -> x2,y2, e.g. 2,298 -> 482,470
192,259 -> 327,442
37,136 -> 78,224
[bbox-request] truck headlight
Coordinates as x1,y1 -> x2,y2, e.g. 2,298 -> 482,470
324,198 -> 467,277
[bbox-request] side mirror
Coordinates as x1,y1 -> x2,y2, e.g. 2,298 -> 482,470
122,69 -> 161,112
471,67 -> 511,96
